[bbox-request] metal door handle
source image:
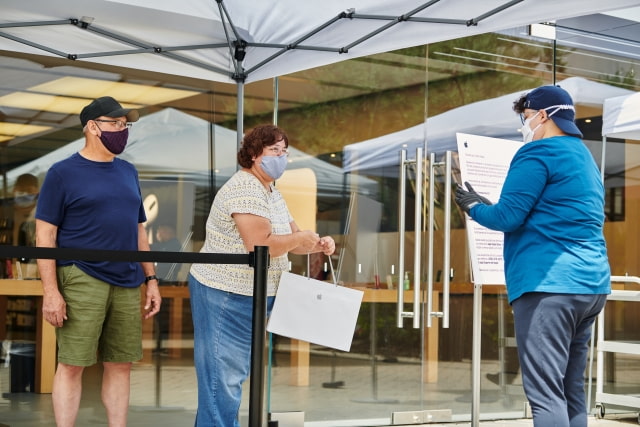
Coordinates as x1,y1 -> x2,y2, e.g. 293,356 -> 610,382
397,150 -> 407,328
396,148 -> 422,329
442,151 -> 452,328
426,152 -> 435,328
425,152 -> 451,328
412,147 -> 423,329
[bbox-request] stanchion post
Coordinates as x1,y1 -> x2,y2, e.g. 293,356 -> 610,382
249,246 -> 269,427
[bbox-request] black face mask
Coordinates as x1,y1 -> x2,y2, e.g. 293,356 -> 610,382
99,128 -> 129,154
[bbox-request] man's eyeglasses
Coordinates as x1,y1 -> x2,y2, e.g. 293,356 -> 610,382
94,119 -> 133,130
266,147 -> 289,156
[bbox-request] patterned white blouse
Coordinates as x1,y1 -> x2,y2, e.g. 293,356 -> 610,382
190,170 -> 293,296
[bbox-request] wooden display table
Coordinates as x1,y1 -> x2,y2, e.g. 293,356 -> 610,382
2,282 -> 435,394
0,279 -> 55,393
150,286 -> 440,386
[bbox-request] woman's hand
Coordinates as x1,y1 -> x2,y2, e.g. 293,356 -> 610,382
296,230 -> 322,253
318,236 -> 336,255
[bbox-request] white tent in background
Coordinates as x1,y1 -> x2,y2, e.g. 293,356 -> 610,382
5,108 -> 374,199
5,109 -> 235,185
343,77 -> 633,175
602,91 -> 640,188
603,92 -> 640,140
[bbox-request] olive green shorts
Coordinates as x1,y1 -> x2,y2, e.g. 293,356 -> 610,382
56,265 -> 142,366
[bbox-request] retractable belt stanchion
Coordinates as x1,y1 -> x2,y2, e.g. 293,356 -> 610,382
0,245 -> 270,425
249,245 -> 269,427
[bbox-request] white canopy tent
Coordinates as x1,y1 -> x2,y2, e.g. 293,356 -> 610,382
343,77 -> 634,175
5,108 -> 232,185
601,91 -> 640,188
5,108 -> 375,200
603,92 -> 640,140
2,0 -> 640,141
3,0 -> 639,84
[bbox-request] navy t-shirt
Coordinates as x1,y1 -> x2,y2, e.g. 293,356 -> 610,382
36,152 -> 147,288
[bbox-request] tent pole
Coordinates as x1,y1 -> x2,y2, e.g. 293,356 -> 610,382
273,76 -> 279,125
237,81 -> 244,153
600,135 -> 607,182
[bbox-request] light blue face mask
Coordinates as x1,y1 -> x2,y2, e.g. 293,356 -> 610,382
14,192 -> 38,208
260,154 -> 288,180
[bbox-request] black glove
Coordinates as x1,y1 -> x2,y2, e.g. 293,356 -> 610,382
455,182 -> 492,215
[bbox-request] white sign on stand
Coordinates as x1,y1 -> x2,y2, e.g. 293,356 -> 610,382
455,133 -> 523,286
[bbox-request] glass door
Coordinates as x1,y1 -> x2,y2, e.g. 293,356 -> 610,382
263,43 -> 535,426
265,143 -> 529,425
266,144 -> 440,425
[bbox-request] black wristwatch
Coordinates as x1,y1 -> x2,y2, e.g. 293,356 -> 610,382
145,274 -> 159,283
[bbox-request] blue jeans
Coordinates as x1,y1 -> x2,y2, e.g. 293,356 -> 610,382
188,274 -> 275,427
512,292 -> 607,427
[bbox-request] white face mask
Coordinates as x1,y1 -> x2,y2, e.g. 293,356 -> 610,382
521,112 -> 542,143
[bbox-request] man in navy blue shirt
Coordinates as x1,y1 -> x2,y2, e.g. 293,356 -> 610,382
36,96 -> 162,427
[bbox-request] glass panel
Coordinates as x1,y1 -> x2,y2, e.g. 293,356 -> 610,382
264,10 -> 640,424
600,134 -> 640,416
0,5 -> 638,425
0,54 -> 234,417
267,48 -> 429,426
559,10 -> 640,417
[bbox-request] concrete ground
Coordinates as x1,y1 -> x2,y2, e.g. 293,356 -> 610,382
0,349 -> 638,427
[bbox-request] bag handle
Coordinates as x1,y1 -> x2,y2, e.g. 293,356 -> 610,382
306,253 -> 338,286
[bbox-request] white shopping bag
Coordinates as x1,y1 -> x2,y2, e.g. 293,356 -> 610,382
267,271 -> 364,352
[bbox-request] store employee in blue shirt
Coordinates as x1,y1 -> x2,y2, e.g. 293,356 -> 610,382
455,85 -> 610,427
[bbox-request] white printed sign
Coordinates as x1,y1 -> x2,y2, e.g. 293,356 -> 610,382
456,133 -> 523,285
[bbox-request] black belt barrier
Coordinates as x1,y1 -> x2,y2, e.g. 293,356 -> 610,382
0,244 -> 271,427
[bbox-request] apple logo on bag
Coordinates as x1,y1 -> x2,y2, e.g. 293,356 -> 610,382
317,294 -> 322,300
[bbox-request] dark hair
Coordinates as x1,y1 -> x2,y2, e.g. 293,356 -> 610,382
512,93 -> 527,114
15,173 -> 39,189
237,124 -> 289,168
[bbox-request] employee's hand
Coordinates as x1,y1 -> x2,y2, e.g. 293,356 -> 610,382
455,182 -> 492,215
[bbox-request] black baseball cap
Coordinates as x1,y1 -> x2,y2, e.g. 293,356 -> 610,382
80,96 -> 139,127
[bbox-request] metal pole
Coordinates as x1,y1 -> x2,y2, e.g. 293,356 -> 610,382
237,81 -> 245,153
471,281 -> 482,427
249,246 -> 269,427
273,76 -> 279,125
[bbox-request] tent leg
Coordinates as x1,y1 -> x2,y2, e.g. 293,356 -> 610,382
237,81 -> 244,153
273,76 -> 279,125
600,136 -> 607,182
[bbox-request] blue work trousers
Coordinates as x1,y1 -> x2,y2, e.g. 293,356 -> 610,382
512,292 -> 607,427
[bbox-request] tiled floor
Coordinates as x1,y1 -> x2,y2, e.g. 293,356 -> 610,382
0,350 -> 639,427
